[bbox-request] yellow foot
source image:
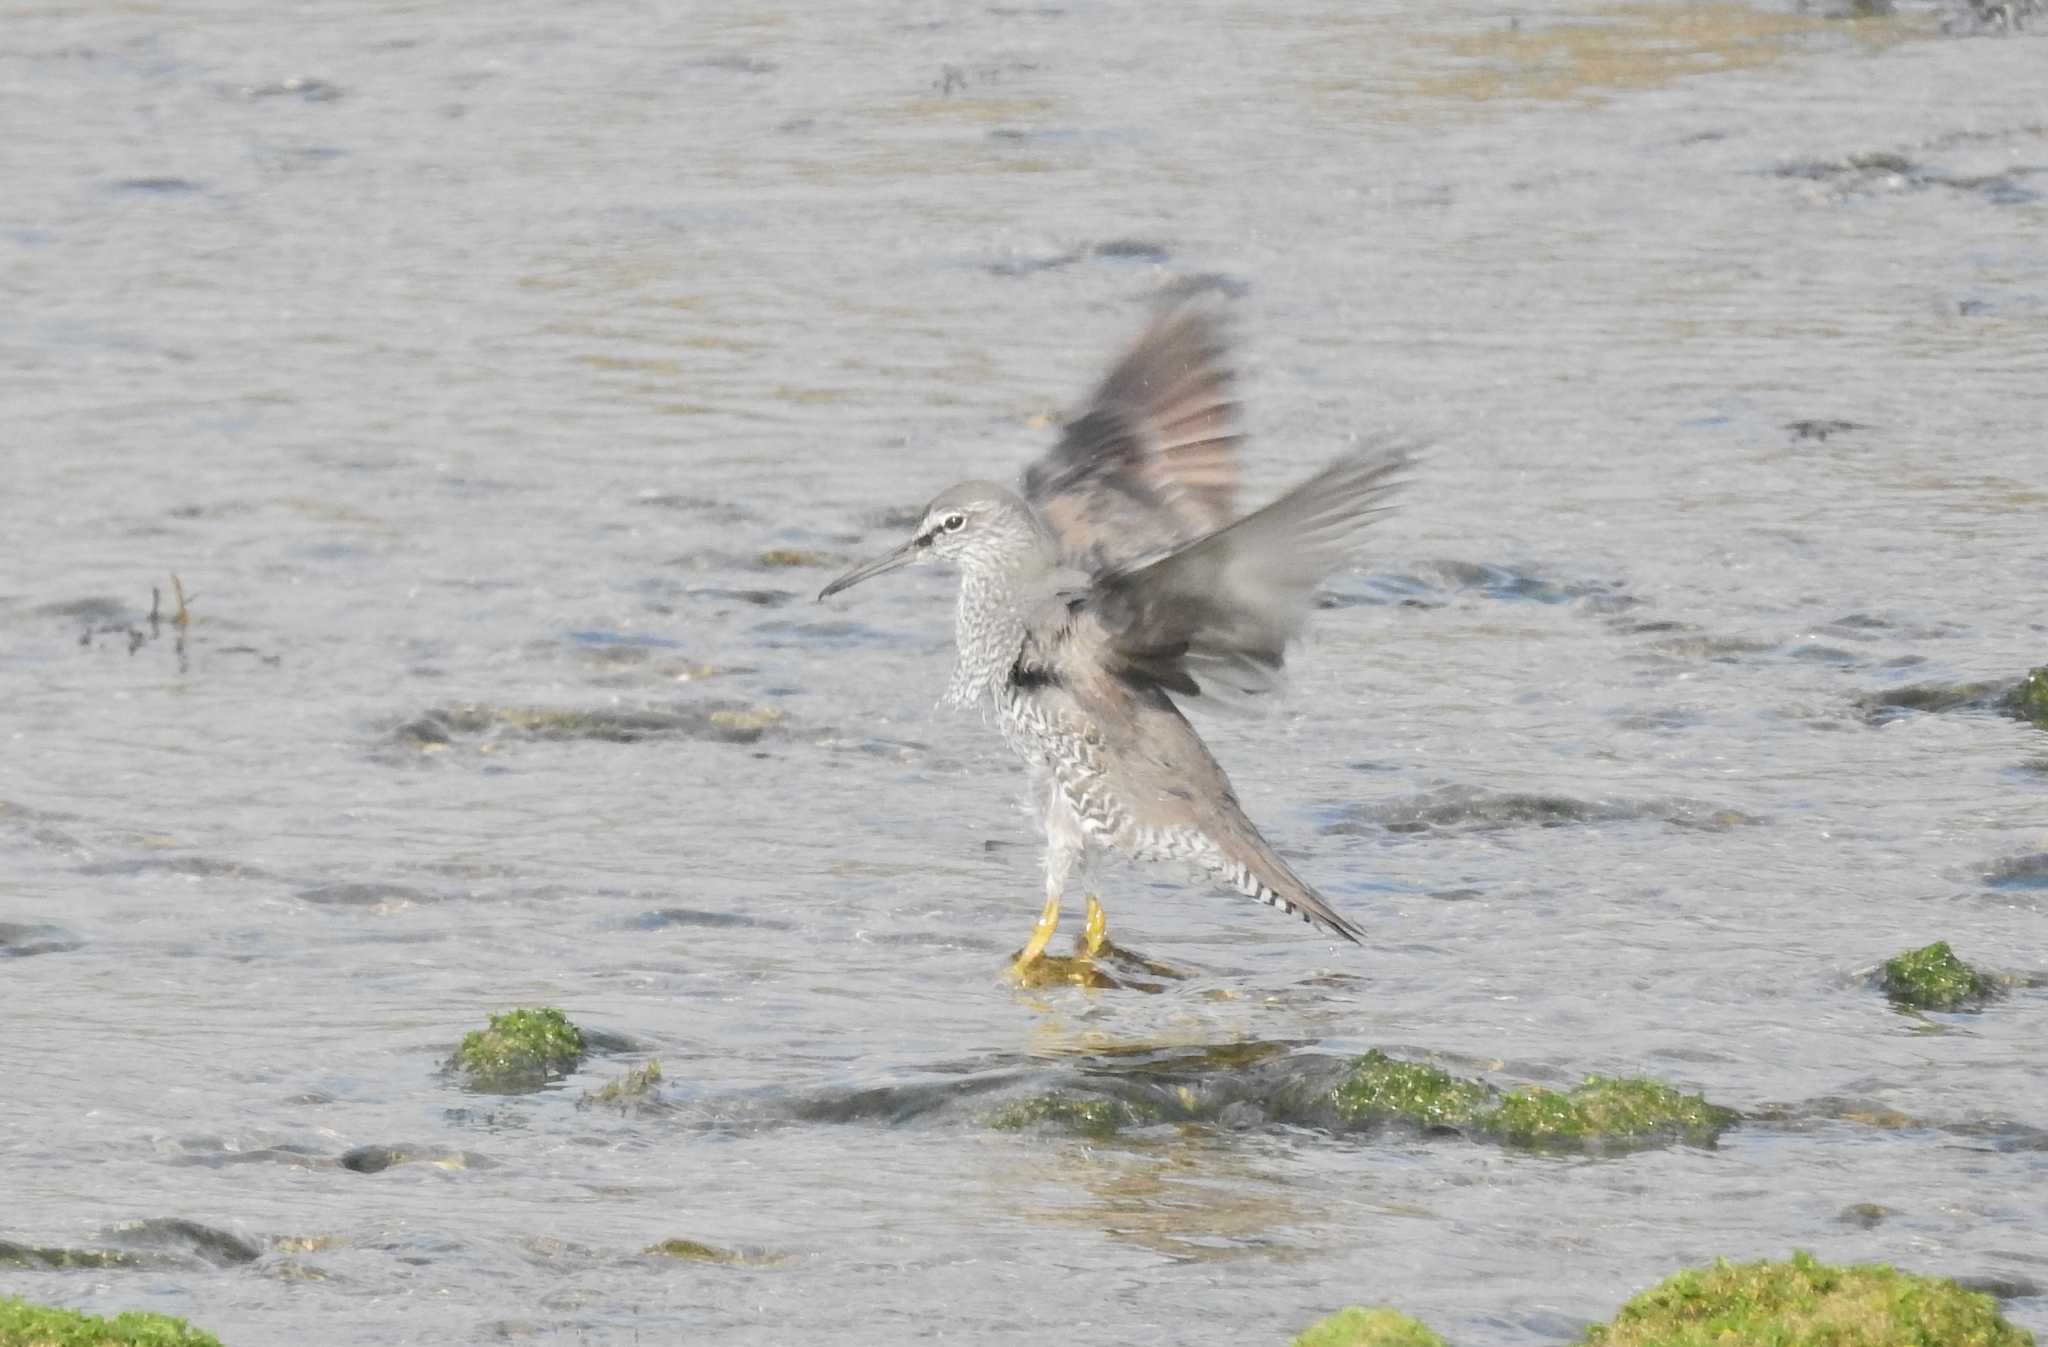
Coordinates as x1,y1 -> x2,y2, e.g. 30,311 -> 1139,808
1078,894 -> 1110,959
1069,894 -> 1184,979
1006,951 -> 1122,990
1006,891 -> 1125,989
1003,895 -> 1185,990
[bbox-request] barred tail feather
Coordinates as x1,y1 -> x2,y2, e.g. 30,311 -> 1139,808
1207,833 -> 1366,945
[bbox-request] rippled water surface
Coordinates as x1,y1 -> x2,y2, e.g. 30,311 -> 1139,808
4,1 -> 2046,1343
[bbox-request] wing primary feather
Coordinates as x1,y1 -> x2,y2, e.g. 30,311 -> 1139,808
1087,439 -> 1419,705
1023,303 -> 1243,574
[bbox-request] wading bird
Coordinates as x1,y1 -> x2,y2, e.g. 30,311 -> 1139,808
820,305 -> 1410,983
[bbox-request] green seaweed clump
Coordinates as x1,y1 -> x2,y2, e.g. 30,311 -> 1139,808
2003,667 -> 2048,728
984,1090 -> 1166,1139
1881,941 -> 1995,1010
451,1007 -> 585,1092
1327,1054 -> 1737,1150
1582,1250 -> 2035,1346
0,1296 -> 222,1346
1488,1076 -> 1738,1149
1330,1051 -> 1490,1129
580,1058 -> 663,1109
1292,1305 -> 1447,1347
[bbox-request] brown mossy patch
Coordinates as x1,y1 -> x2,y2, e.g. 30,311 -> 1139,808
643,1238 -> 784,1267
395,701 -> 782,747
645,1238 -> 743,1264
984,1090 -> 1173,1139
755,548 -> 836,568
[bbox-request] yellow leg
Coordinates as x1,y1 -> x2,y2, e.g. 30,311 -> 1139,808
1078,894 -> 1110,960
1014,892 -> 1061,968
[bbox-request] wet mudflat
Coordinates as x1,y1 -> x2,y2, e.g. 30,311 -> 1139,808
3,0 -> 2045,1343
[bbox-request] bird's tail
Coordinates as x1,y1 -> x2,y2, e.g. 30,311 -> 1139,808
1203,819 -> 1366,945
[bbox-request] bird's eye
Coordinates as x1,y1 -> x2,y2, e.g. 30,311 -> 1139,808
942,513 -> 966,531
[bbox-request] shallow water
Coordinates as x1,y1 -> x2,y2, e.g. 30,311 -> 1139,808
4,1 -> 2046,1343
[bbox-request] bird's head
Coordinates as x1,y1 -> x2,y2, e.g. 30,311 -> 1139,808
818,481 -> 1043,600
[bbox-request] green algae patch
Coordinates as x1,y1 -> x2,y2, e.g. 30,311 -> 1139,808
0,1296 -> 222,1346
1331,1051 -> 1490,1129
1881,941 -> 1996,1010
1292,1305 -> 1447,1347
394,702 -> 781,748
985,1090 -> 1169,1139
645,1238 -> 743,1264
939,1047 -> 1739,1152
451,1007 -> 585,1092
0,1220 -> 258,1273
1324,1053 -> 1737,1151
2002,666 -> 2048,728
579,1058 -> 663,1110
642,1237 -> 787,1268
1488,1076 -> 1738,1150
0,1241 -> 144,1270
1582,1250 -> 2036,1346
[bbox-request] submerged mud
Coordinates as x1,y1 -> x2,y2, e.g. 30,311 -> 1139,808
1327,786 -> 1760,835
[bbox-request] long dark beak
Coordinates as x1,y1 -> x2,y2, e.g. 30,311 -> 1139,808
818,536 -> 920,601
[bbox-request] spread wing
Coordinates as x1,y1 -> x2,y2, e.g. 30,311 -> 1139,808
1078,443 -> 1414,702
1022,305 -> 1241,576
